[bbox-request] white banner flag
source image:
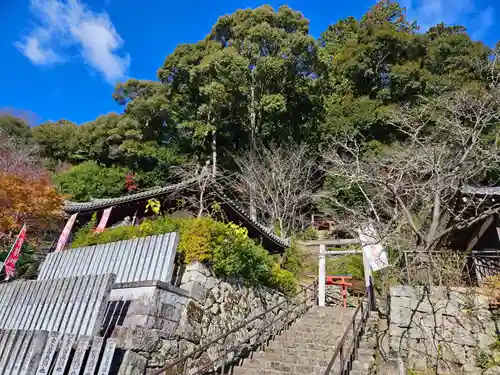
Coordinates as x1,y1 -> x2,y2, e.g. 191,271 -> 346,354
358,223 -> 389,272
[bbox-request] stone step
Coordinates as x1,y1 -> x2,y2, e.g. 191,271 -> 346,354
259,344 -> 373,360
289,320 -> 351,326
254,350 -> 373,365
233,368 -> 322,375
277,334 -> 344,346
268,336 -> 375,352
285,325 -> 348,334
242,358 -> 330,372
284,324 -> 368,337
289,321 -> 361,332
292,318 -> 354,325
259,346 -> 336,360
230,306 -> 376,375
296,317 -> 354,324
242,360 -> 330,374
308,307 -> 356,313
287,321 -> 355,330
235,355 -> 373,375
297,312 -> 355,319
277,331 -> 374,344
249,352 -> 331,367
296,316 -> 355,324
268,340 -> 336,352
286,325 -> 349,334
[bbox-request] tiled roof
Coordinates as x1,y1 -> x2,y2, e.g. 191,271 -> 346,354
63,178 -> 289,249
215,189 -> 290,248
64,177 -> 200,213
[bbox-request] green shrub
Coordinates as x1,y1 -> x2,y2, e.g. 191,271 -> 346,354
295,227 -> 318,240
282,239 -> 317,280
326,248 -> 364,280
270,265 -> 298,295
72,215 -> 298,294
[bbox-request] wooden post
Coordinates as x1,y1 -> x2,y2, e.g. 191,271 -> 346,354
318,244 -> 326,307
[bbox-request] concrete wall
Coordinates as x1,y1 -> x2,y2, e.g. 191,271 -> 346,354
110,281 -> 190,333
388,285 -> 500,375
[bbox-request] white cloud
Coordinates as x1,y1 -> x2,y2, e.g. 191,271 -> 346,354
16,0 -> 130,84
403,0 -> 494,39
15,36 -> 62,65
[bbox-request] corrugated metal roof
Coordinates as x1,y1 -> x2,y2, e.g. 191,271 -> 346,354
0,274 -> 114,337
38,233 -> 179,284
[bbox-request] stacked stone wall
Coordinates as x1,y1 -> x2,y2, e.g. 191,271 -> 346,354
388,285 -> 500,375
111,262 -> 315,374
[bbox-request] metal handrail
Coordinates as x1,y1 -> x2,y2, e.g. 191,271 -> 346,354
152,281 -> 318,375
323,279 -> 373,375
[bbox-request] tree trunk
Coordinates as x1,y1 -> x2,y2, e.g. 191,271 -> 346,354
249,81 -> 257,220
211,130 -> 216,178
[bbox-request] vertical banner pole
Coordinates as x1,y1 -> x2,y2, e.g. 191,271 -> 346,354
318,243 -> 326,307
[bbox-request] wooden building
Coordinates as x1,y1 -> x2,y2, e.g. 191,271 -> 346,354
452,186 -> 500,283
62,178 -> 289,253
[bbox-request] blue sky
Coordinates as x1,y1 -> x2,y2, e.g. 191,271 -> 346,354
0,0 -> 498,125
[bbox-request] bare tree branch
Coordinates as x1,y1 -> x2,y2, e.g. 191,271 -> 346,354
227,144 -> 320,237
321,69 -> 500,255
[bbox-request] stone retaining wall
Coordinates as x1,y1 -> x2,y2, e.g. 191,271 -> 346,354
389,285 -> 500,375
111,262 -> 314,374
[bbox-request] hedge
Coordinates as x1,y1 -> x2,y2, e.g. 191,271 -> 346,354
72,214 -> 298,294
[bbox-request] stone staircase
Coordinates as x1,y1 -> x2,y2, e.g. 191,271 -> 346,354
233,306 -> 377,375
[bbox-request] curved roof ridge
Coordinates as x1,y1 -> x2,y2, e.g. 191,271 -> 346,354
63,176 -> 290,249
64,176 -> 201,213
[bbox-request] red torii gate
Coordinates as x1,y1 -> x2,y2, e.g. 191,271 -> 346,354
326,275 -> 353,308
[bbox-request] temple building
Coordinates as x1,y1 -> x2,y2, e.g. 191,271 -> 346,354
62,178 -> 289,254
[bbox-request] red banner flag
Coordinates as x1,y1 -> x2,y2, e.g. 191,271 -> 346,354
95,207 -> 113,233
55,213 -> 78,252
3,224 -> 27,280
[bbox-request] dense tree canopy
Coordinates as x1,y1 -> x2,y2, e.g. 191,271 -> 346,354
17,1 -> 498,209
53,161 -> 131,202
0,115 -> 32,139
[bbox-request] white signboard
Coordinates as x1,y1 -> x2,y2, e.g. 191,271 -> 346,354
358,223 -> 389,272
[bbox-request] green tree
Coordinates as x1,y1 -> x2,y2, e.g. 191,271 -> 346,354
318,0 -> 491,140
54,161 -> 130,202
0,115 -> 32,139
26,1 -> 498,216
155,5 -> 323,170
32,120 -> 78,161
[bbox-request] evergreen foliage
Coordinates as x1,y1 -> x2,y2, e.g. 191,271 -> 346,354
72,215 -> 298,294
